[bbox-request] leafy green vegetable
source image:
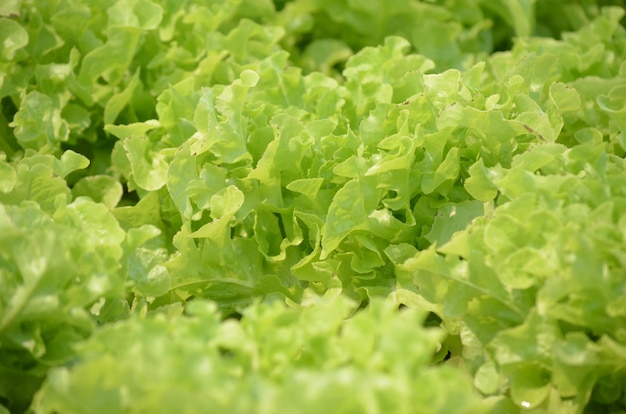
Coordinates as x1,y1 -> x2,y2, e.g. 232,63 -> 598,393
31,297 -> 487,414
1,1 -> 626,413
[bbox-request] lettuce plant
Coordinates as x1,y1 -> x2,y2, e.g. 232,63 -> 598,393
1,1 -> 626,413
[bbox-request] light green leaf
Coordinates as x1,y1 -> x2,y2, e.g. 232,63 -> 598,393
423,69 -> 461,110
597,85 -> 626,138
498,247 -> 545,289
108,0 -> 163,30
421,147 -> 460,194
11,92 -> 68,149
72,175 -> 123,210
425,200 -> 484,247
286,178 -> 324,200
104,69 -> 142,125
0,162 -> 70,213
124,136 -> 169,191
78,27 -> 141,87
0,159 -> 16,193
55,150 -> 90,178
0,0 -> 20,17
549,82 -> 580,113
321,177 -> 380,258
127,248 -> 170,297
465,160 -> 500,201
474,361 -> 502,395
484,214 -> 522,254
104,120 -> 160,139
0,18 -> 28,60
208,185 -> 245,220
166,143 -> 198,220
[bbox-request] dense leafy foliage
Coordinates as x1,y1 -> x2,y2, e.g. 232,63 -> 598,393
1,0 -> 626,413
